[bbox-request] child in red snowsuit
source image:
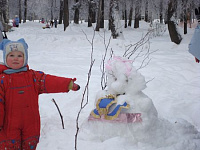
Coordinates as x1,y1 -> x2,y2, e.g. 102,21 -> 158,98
0,38 -> 80,149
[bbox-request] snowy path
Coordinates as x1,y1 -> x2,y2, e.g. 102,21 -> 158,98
4,21 -> 200,150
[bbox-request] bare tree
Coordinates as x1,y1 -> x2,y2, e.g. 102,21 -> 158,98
100,0 -> 104,28
74,29 -> 95,150
182,0 -> 188,34
144,0 -> 149,22
88,0 -> 96,27
63,0 -> 69,31
0,0 -> 9,23
134,0 -> 141,28
128,0 -> 133,27
160,0 -> 163,23
19,0 -> 22,23
167,0 -> 182,44
109,0 -> 121,39
59,0 -> 64,24
23,0 -> 27,23
51,0 -> 54,20
95,0 -> 104,31
73,0 -> 80,24
123,1 -> 127,28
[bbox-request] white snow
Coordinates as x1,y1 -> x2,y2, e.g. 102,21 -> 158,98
3,20 -> 200,150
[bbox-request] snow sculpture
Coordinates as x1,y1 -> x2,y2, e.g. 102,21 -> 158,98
79,56 -> 200,149
90,56 -> 158,122
87,56 -> 158,140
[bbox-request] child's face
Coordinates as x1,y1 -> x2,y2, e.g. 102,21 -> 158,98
6,51 -> 24,69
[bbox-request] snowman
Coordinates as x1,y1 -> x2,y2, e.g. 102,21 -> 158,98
86,56 -> 158,141
79,56 -> 200,149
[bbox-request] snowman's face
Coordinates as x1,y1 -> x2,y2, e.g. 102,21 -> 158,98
105,56 -> 146,96
107,71 -> 128,95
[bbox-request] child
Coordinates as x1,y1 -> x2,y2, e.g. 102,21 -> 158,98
0,38 -> 80,149
14,15 -> 19,27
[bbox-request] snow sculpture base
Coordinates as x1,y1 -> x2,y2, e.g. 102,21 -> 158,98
88,113 -> 142,123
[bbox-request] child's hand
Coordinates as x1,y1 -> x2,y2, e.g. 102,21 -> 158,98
72,83 -> 80,91
195,57 -> 199,63
68,78 -> 80,91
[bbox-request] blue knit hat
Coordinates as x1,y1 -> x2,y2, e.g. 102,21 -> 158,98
0,38 -> 28,67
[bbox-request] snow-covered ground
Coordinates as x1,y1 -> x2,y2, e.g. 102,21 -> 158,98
4,20 -> 200,150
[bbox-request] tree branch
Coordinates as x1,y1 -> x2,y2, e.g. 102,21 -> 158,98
74,28 -> 95,150
52,98 -> 65,129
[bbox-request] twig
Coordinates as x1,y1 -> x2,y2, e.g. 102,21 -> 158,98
75,28 -> 95,150
52,98 -> 65,129
99,30 -> 113,90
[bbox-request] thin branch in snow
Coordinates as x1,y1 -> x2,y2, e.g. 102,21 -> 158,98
123,30 -> 153,59
74,28 -> 95,150
99,30 -> 113,90
52,98 -> 65,129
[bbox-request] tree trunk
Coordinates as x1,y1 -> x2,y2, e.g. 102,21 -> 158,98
100,0 -> 104,28
124,3 -> 127,28
144,0 -> 149,22
74,0 -> 79,24
184,8 -> 187,34
168,21 -> 182,44
128,6 -> 133,27
88,0 -> 93,27
109,0 -> 116,37
89,0 -> 96,24
182,0 -> 188,34
2,0 -> 9,23
19,0 -> 22,23
167,0 -> 182,44
91,6 -> 96,23
160,0 -> 163,23
95,0 -> 102,31
63,0 -> 69,31
108,0 -> 112,30
109,0 -> 121,39
23,0 -> 27,23
51,0 -> 54,20
59,0 -> 64,24
134,0 -> 140,28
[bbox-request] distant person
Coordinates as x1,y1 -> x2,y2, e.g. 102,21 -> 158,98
12,19 -> 16,27
41,18 -> 45,24
46,22 -> 50,28
54,18 -> 58,28
14,15 -> 19,27
189,7 -> 200,63
50,20 -> 54,27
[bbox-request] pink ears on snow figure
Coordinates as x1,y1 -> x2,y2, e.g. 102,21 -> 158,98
105,56 -> 134,77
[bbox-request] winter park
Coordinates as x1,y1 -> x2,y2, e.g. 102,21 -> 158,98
1,0 -> 200,150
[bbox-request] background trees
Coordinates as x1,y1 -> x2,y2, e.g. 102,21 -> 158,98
1,0 -> 200,43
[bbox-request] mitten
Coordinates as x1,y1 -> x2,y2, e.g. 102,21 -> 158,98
68,78 -> 80,91
195,7 -> 200,23
195,57 -> 199,63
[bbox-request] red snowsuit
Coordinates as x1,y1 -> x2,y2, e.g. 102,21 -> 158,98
0,65 -> 72,149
